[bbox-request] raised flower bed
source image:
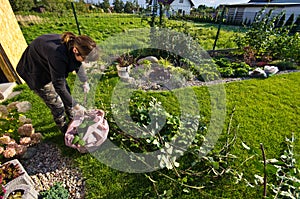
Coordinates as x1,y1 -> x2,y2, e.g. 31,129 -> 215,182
1,159 -> 38,199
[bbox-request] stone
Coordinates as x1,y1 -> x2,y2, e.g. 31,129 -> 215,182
20,146 -> 37,160
137,56 -> 159,64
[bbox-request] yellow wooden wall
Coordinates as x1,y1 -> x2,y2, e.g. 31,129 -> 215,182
0,0 -> 27,82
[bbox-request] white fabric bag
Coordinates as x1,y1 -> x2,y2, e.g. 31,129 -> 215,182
65,109 -> 109,153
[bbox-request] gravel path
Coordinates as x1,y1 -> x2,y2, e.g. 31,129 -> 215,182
19,142 -> 85,199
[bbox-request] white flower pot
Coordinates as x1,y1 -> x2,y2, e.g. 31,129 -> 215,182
117,65 -> 131,79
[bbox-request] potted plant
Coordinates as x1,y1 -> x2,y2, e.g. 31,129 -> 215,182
115,53 -> 135,79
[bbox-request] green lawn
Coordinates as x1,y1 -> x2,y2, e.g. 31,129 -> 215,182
19,12 -> 240,50
7,71 -> 300,198
12,12 -> 300,198
19,13 -> 149,44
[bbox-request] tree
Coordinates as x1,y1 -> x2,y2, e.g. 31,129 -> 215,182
9,0 -> 35,12
113,0 -> 124,13
133,0 -> 139,12
276,13 -> 286,27
290,15 -> 300,34
101,0 -> 110,12
124,1 -> 135,13
285,13 -> 294,27
34,0 -> 72,12
197,5 -> 207,10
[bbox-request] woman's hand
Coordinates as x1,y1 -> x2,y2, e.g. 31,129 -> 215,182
73,104 -> 86,116
82,82 -> 90,93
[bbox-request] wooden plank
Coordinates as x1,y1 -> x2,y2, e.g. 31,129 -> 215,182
0,0 -> 27,83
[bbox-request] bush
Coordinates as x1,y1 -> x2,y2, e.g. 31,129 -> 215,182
269,60 -> 298,71
235,8 -> 300,64
218,66 -> 234,77
39,183 -> 69,199
214,58 -> 252,78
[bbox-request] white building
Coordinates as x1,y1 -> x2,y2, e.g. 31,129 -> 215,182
151,0 -> 194,16
223,0 -> 300,25
168,0 -> 194,15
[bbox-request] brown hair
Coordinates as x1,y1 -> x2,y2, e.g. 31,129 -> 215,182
61,32 -> 99,61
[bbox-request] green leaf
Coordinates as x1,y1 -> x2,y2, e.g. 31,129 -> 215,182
212,162 -> 219,170
80,123 -> 87,128
78,139 -> 86,146
72,135 -> 80,144
182,176 -> 188,183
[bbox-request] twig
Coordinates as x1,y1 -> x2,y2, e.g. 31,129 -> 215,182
219,106 -> 237,162
226,124 -> 238,150
168,156 -> 180,177
227,106 -> 236,137
240,155 -> 256,167
158,172 -> 205,190
222,106 -> 236,153
145,174 -> 160,197
260,143 -> 267,198
274,174 -> 285,199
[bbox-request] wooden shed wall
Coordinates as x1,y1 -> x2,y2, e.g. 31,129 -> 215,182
0,0 -> 27,83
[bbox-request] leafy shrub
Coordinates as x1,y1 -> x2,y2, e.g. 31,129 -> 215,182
242,134 -> 300,198
218,66 -> 234,77
214,57 -> 231,68
269,60 -> 298,71
39,183 -> 69,199
214,58 -> 252,78
110,96 -> 183,153
235,9 -> 284,58
268,134 -> 300,198
235,67 -> 250,77
235,8 -> 300,64
170,66 -> 194,81
232,62 -> 252,77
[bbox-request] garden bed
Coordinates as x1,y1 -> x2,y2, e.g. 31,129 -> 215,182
19,142 -> 85,199
113,49 -> 299,91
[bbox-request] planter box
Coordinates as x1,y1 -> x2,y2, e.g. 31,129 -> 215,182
0,82 -> 17,102
1,159 -> 38,199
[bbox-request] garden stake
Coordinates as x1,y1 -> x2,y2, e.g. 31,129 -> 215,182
71,2 -> 81,35
260,143 -> 267,198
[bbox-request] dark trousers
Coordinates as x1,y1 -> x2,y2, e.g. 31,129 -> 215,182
34,82 -> 73,133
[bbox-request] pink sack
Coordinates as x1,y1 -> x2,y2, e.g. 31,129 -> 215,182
64,109 -> 109,153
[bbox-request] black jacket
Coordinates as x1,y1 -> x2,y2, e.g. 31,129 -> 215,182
17,34 -> 87,108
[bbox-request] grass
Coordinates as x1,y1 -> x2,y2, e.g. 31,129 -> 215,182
12,12 -> 300,198
19,12 -> 149,44
6,70 -> 300,198
18,12 -> 242,50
